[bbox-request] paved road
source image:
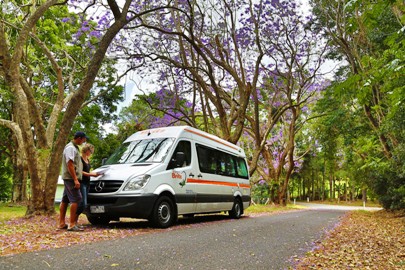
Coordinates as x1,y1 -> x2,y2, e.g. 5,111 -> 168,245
0,209 -> 346,270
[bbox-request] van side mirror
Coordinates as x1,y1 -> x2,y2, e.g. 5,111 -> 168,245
102,158 -> 107,165
175,152 -> 185,167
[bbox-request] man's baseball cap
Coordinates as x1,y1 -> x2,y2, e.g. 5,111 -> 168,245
74,131 -> 89,139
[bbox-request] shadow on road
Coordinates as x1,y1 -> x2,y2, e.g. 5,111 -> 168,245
92,213 -> 244,230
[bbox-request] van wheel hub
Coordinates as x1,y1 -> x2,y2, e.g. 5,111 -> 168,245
158,203 -> 171,223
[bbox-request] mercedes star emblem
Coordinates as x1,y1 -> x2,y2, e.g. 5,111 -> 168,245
95,181 -> 105,192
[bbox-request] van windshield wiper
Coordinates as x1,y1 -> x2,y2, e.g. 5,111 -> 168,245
133,141 -> 151,163
121,141 -> 142,163
135,139 -> 168,163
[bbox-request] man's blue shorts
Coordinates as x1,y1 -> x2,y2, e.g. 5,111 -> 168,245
62,179 -> 82,203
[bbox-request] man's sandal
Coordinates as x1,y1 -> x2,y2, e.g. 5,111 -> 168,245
57,224 -> 68,230
67,225 -> 84,232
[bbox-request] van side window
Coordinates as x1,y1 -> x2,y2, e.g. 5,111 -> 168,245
235,157 -> 249,179
196,145 -> 216,174
167,140 -> 191,170
217,154 -> 236,176
196,144 -> 248,179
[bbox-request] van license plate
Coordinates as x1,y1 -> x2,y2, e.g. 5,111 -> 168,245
90,206 -> 105,213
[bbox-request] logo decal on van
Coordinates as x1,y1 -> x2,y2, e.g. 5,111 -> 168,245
172,171 -> 186,187
172,172 -> 182,179
139,129 -> 165,135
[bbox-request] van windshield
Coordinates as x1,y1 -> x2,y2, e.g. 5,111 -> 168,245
104,138 -> 175,165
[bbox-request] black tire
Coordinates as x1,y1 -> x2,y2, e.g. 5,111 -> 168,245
150,196 -> 176,228
86,214 -> 111,226
229,198 -> 243,219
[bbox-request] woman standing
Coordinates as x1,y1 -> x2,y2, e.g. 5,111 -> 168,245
76,143 -> 101,227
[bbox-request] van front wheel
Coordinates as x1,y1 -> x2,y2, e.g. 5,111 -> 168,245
86,214 -> 111,226
150,196 -> 175,228
229,198 -> 243,219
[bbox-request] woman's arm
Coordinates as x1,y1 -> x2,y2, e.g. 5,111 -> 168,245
82,171 -> 101,177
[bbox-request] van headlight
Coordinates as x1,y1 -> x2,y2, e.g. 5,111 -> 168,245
123,175 -> 151,191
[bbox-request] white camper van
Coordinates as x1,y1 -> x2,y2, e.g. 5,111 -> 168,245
86,126 -> 251,228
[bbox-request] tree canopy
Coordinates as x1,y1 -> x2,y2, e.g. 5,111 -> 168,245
0,0 -> 404,212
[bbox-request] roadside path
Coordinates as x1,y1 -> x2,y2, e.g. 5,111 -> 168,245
296,202 -> 383,211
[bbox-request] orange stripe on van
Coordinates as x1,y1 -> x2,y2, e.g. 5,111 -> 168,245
185,128 -> 240,151
186,178 -> 250,189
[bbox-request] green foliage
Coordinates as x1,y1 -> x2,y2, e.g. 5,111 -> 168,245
0,162 -> 12,202
369,169 -> 405,210
72,104 -> 124,169
307,0 -> 405,209
251,181 -> 271,204
91,133 -> 124,168
118,95 -> 156,133
0,2 -> 126,208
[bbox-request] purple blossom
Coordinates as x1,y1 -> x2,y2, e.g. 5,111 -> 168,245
89,31 -> 102,39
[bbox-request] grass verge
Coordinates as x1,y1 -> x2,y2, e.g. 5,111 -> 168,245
0,203 -> 26,223
245,203 -> 304,214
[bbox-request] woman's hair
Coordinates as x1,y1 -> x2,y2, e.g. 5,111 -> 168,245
81,143 -> 95,154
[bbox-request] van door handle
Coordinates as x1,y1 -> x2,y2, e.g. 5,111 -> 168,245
198,174 -> 203,178
189,173 -> 194,178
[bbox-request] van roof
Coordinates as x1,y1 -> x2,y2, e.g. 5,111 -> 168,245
125,126 -> 245,156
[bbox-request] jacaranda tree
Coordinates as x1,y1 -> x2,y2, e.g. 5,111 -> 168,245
108,0 -> 330,204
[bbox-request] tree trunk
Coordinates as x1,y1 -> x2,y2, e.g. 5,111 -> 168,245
12,162 -> 27,203
351,185 -> 356,201
321,177 -> 325,201
337,178 -> 341,203
311,169 -> 315,200
322,159 -> 325,201
298,177 -> 301,200
11,83 -> 44,215
344,182 -> 348,202
362,188 -> 367,203
11,136 -> 28,203
329,173 -> 333,201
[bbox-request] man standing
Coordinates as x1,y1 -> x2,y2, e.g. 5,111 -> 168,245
58,131 -> 87,231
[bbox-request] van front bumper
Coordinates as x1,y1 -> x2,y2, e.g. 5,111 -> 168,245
86,194 -> 158,219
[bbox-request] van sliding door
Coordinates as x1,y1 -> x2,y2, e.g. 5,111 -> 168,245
167,140 -> 196,214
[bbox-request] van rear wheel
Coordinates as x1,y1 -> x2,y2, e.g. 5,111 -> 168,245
150,196 -> 175,228
229,198 -> 243,219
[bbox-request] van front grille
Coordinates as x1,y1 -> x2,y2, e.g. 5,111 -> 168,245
89,180 -> 124,193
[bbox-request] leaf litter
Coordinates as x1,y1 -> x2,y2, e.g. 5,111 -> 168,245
293,210 -> 405,269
